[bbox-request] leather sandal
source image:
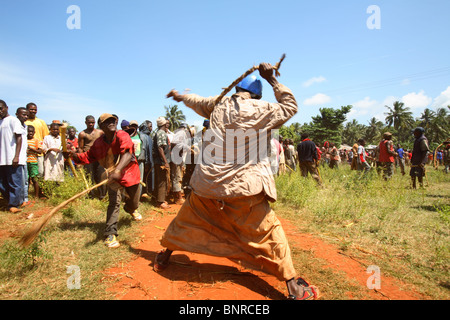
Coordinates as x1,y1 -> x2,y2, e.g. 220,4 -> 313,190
287,277 -> 319,300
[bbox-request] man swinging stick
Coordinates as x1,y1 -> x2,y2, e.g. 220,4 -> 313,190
156,62 -> 319,300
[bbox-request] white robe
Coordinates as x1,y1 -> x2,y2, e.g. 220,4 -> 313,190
42,135 -> 64,182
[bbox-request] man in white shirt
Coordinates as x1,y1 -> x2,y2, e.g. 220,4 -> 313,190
357,138 -> 371,174
0,100 -> 28,213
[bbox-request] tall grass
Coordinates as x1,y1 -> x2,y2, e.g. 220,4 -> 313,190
274,163 -> 450,299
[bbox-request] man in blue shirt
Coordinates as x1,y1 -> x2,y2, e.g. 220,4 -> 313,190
396,144 -> 406,176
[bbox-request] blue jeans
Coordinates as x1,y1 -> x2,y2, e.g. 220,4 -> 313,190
0,165 -> 25,208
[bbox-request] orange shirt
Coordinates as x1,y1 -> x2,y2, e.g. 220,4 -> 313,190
27,137 -> 43,163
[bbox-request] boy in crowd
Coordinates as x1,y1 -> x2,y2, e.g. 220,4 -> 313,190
27,125 -> 43,199
42,122 -> 65,182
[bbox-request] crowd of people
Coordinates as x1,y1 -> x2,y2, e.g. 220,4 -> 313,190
291,128 -> 450,189
1,98 -> 449,218
0,99 -> 209,249
0,100 -> 203,224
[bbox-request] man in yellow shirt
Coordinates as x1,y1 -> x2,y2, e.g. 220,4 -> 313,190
25,103 -> 49,176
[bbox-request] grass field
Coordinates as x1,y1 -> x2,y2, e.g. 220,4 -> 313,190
0,164 -> 448,300
274,163 -> 449,299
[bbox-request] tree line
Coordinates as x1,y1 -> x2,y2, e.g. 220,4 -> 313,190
279,102 -> 449,151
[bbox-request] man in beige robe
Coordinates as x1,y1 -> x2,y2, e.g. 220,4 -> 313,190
156,63 -> 318,300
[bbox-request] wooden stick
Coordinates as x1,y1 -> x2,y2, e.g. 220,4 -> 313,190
214,54 -> 286,106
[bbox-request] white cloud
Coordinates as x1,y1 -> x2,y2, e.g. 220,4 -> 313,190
348,97 -> 378,118
432,86 -> 450,107
302,76 -> 326,87
303,93 -> 331,106
348,96 -> 400,123
401,90 -> 432,110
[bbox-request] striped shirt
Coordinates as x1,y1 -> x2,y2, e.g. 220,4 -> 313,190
27,137 -> 43,163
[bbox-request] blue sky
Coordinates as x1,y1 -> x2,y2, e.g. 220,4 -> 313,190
1,0 -> 449,132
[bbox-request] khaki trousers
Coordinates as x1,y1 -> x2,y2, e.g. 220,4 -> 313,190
160,192 -> 297,281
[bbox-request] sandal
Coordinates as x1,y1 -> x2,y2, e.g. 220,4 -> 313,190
287,277 -> 319,300
153,250 -> 170,272
158,202 -> 171,209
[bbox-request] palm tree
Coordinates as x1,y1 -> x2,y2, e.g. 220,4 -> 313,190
429,107 -> 450,143
384,101 -> 414,131
342,119 -> 366,146
419,108 -> 435,131
164,105 -> 186,131
366,117 -> 385,144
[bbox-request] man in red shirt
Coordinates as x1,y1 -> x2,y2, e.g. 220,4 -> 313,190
64,113 -> 141,248
378,132 -> 397,180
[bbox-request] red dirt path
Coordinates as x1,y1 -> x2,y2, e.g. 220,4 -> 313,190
105,204 -> 427,300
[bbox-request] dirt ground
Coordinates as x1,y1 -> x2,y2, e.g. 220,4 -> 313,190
0,199 -> 427,300
104,204 -> 427,301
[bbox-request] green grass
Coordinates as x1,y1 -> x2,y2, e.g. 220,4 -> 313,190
0,165 -> 448,300
274,164 -> 450,299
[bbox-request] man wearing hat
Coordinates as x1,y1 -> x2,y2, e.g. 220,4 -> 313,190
152,116 -> 171,209
120,120 -> 130,131
410,127 -> 429,189
64,113 -> 142,248
378,132 -> 397,181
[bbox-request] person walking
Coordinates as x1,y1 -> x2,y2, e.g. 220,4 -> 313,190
297,133 -> 321,185
410,127 -> 429,189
